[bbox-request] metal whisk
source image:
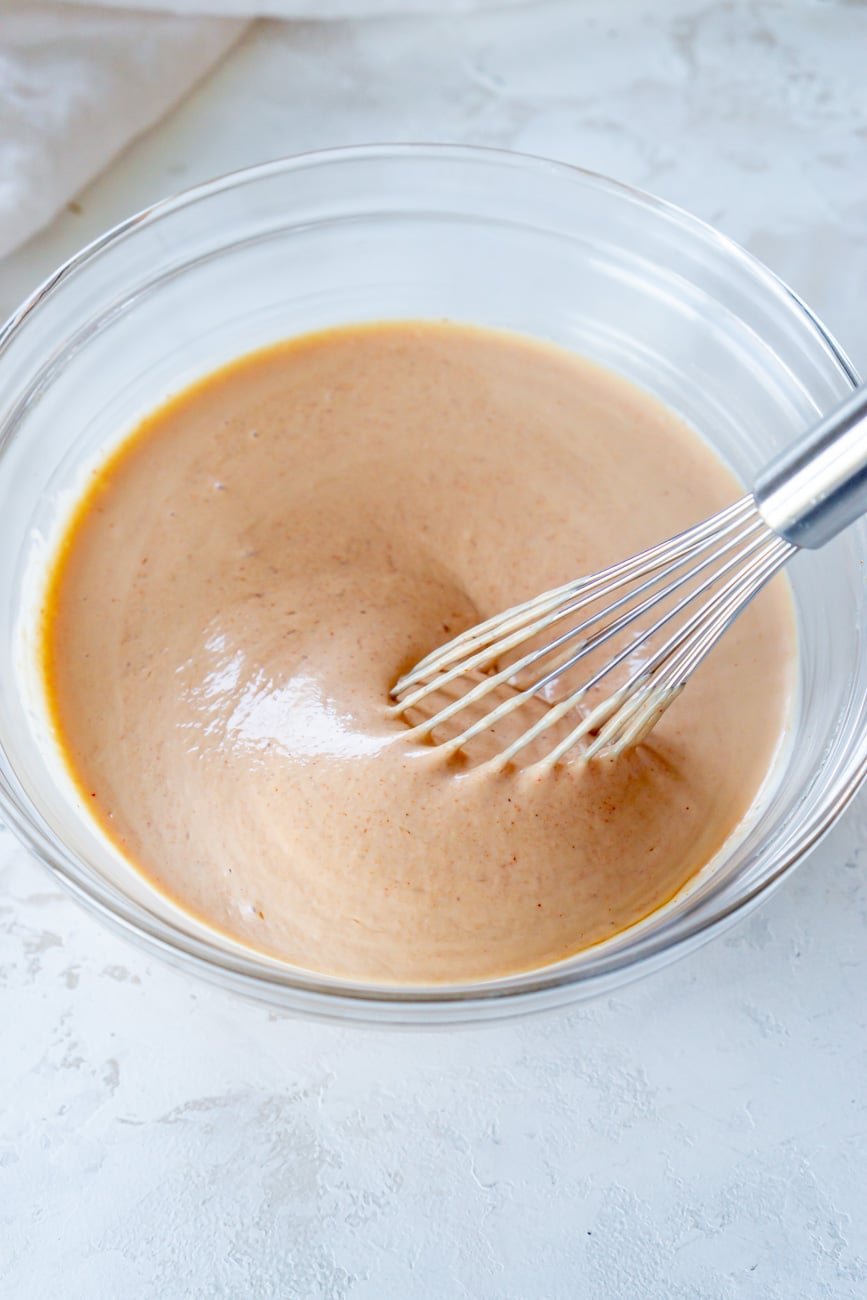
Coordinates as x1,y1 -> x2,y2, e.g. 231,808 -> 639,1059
391,385 -> 867,768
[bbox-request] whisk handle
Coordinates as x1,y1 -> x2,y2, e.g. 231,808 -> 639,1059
754,384 -> 867,549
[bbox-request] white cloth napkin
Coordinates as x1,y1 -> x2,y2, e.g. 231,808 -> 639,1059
0,3 -> 244,260
0,0 -> 524,263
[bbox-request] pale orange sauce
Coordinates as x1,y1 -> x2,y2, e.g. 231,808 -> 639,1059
41,323 -> 794,983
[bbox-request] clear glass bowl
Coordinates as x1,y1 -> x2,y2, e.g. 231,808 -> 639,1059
0,145 -> 862,1025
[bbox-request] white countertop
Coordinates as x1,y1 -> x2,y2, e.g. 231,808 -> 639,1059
2,4 -> 866,1296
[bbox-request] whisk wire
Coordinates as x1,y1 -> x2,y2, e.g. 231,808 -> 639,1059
480,515 -> 778,767
581,533 -> 794,760
395,496 -> 757,697
391,496 -> 793,767
485,535 -> 762,770
394,501 -> 767,728
391,383 -> 867,767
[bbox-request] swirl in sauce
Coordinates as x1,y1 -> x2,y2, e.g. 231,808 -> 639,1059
41,323 -> 794,983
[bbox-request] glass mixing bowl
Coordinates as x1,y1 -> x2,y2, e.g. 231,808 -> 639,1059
0,145 -> 862,1025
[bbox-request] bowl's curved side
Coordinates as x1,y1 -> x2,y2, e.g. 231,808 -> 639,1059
0,144 -> 863,1023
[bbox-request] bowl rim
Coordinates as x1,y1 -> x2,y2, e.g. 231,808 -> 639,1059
0,141 -> 863,1020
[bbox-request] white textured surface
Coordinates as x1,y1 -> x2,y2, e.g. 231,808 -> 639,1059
2,4 -> 867,1296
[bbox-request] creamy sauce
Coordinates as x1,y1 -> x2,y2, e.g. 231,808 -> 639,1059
41,322 -> 794,983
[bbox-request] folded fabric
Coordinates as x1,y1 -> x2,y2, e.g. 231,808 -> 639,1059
0,2 -> 244,260
0,0 -> 527,264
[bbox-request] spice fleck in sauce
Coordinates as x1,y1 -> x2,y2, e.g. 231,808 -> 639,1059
41,323 -> 794,983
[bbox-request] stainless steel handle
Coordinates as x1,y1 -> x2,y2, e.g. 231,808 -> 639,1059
754,385 -> 867,549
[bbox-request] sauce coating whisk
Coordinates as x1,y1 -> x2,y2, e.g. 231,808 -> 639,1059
391,386 -> 867,768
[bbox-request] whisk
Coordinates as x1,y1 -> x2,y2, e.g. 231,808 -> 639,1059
391,385 -> 867,768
